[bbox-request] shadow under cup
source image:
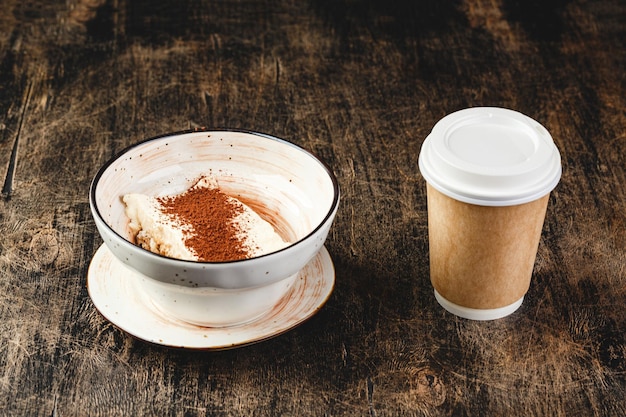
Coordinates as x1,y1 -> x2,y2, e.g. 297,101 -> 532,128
419,107 -> 562,320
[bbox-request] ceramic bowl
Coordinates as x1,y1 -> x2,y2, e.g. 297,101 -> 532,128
89,129 -> 340,327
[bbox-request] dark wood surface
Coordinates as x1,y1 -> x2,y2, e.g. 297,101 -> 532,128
1,0 -> 625,415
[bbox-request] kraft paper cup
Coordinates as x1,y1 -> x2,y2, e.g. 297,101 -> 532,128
418,107 -> 561,320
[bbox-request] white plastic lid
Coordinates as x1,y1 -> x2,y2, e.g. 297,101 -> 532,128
418,107 -> 562,206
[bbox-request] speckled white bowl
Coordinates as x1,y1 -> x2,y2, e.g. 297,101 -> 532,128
89,129 -> 340,327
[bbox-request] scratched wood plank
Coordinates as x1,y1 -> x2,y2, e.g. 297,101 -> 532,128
0,0 -> 624,416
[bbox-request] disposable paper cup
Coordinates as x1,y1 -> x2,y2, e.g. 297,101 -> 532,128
418,107 -> 561,320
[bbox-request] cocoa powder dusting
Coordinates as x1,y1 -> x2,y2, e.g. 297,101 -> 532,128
157,186 -> 249,261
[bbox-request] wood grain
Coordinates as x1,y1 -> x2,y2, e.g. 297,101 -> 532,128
0,0 -> 624,415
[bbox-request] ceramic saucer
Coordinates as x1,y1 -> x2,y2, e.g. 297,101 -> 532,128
87,244 -> 335,350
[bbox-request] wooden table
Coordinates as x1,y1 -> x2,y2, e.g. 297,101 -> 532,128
1,1 -> 625,415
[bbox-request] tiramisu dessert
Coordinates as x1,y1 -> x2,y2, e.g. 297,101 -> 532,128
122,176 -> 289,261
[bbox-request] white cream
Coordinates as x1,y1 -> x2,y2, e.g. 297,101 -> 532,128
123,193 -> 197,260
123,178 -> 289,261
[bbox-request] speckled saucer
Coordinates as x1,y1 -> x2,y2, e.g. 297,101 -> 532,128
87,244 -> 335,350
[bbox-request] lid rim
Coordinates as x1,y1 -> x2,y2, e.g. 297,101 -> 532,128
422,166 -> 562,206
